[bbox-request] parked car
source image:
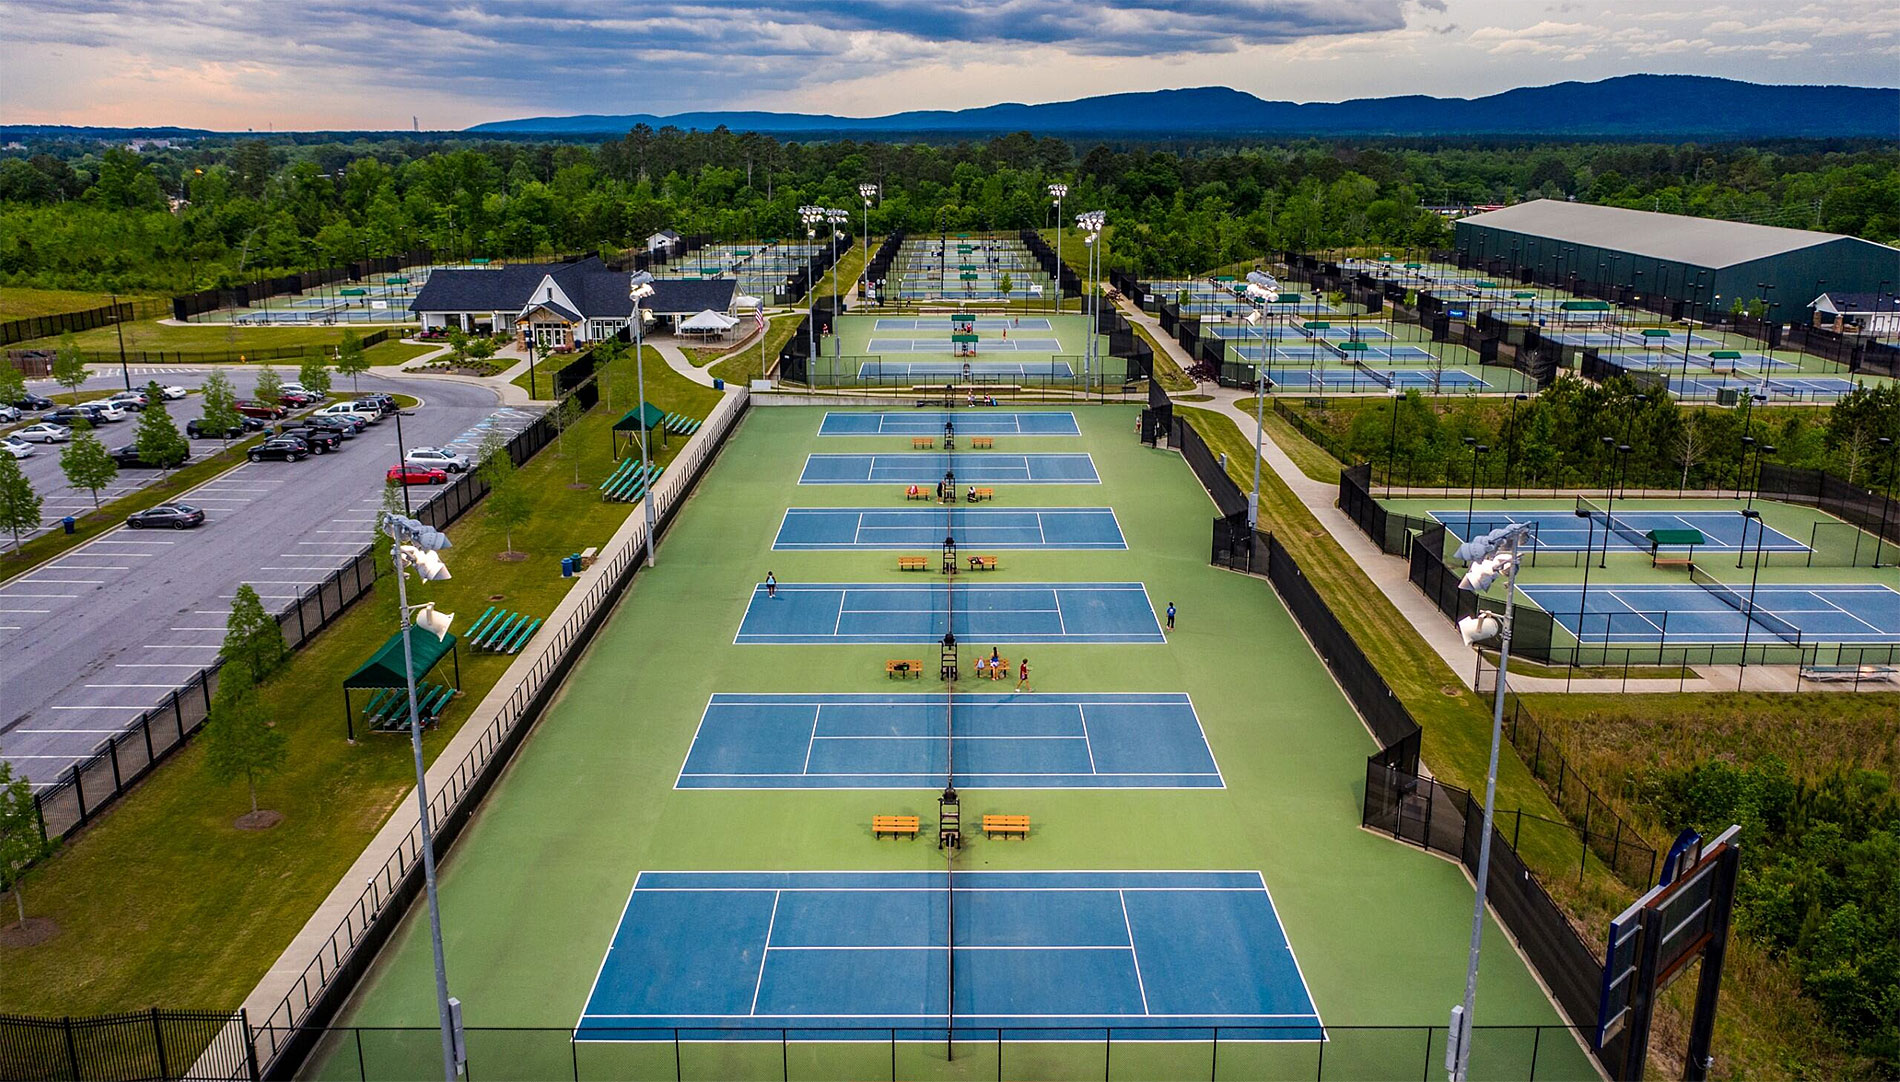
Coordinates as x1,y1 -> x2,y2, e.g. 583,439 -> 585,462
43,405 -> 107,427
315,401 -> 380,424
156,384 -> 188,401
15,422 -> 72,443
88,403 -> 129,423
278,390 -> 324,407
186,415 -> 267,440
106,391 -> 149,411
354,393 -> 398,415
247,436 -> 310,462
2,435 -> 33,459
280,382 -> 327,401
404,447 -> 470,473
235,399 -> 288,420
110,443 -> 189,468
11,392 -> 54,412
298,415 -> 360,438
126,503 -> 205,529
386,464 -> 449,485
0,405 -> 20,423
280,426 -> 341,453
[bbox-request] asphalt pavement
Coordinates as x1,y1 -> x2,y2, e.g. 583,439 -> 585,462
1,367 -> 541,789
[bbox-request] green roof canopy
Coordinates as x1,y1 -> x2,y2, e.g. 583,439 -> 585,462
952,312 -> 976,321
1302,321 -> 1331,330
1640,328 -> 1673,338
951,333 -> 980,343
1649,528 -> 1706,546
1708,350 -> 1743,360
386,276 -> 410,284
339,288 -> 368,296
1403,263 -> 1423,269
1560,300 -> 1611,312
1513,291 -> 1538,299
614,403 -> 668,432
470,257 -> 492,265
345,626 -> 459,689
1336,340 -> 1371,352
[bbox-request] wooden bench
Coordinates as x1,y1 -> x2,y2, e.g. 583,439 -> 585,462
911,436 -> 935,450
873,815 -> 920,839
966,555 -> 998,571
898,556 -> 930,572
905,486 -> 930,500
970,436 -> 994,449
982,814 -> 1030,840
1652,556 -> 1694,570
578,546 -> 599,568
886,659 -> 923,679
973,656 -> 1011,680
970,487 -> 995,502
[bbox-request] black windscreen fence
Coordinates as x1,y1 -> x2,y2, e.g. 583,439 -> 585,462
1170,415 -> 1246,518
1339,463 -> 1437,556
1758,462 -> 1900,546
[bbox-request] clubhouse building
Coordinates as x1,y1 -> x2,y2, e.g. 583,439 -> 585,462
409,257 -> 737,349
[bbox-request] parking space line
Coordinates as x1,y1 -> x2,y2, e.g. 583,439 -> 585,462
20,728 -> 134,734
50,705 -> 148,711
116,663 -> 205,668
87,683 -> 187,688
143,644 -> 222,649
22,578 -> 103,584
0,608 -> 51,613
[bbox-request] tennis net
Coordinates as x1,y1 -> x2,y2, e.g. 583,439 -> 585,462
1575,496 -> 1651,551
1320,337 -> 1350,361
1350,357 -> 1393,388
1689,564 -> 1803,647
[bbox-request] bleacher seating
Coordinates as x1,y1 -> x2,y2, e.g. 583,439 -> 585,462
363,682 -> 456,733
600,460 -> 665,503
463,605 -> 543,654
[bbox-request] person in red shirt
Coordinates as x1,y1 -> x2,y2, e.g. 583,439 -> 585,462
1016,658 -> 1031,693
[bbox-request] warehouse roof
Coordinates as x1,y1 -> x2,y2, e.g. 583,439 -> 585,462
1457,200 -> 1887,269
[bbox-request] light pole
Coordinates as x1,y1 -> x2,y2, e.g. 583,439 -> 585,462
110,293 -> 132,391
1077,211 -> 1106,397
1574,507 -> 1598,649
799,205 -> 823,367
629,272 -> 658,567
525,322 -> 538,400
1736,506 -> 1768,684
1244,271 -> 1280,530
1737,441 -> 1773,569
1463,437 -> 1486,539
859,184 -> 878,304
1447,522 -> 1536,1082
379,513 -> 462,1082
1048,183 -> 1068,312
827,207 -> 850,307
1386,387 -> 1403,498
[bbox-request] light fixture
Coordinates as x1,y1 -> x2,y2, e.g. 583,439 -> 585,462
412,602 -> 456,640
401,544 -> 453,582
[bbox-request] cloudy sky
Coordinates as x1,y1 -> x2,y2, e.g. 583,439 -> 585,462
0,0 -> 1892,130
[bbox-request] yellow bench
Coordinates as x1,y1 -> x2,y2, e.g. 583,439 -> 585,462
898,556 -> 930,572
966,555 -> 998,571
912,436 -> 935,450
1653,556 -> 1694,570
982,814 -> 1030,840
973,656 -> 1012,681
970,487 -> 995,502
970,436 -> 994,449
886,659 -> 923,679
905,486 -> 929,500
873,815 -> 920,839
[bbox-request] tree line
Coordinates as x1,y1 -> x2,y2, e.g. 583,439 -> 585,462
1,130 -> 1894,293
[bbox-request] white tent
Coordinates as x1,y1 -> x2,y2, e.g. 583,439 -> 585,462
732,294 -> 763,311
678,309 -> 739,337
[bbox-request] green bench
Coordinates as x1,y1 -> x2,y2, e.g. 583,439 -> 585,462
465,607 -> 544,654
364,682 -> 455,732
604,462 -> 664,503
663,412 -> 702,436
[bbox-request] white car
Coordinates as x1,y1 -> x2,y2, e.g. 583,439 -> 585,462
405,447 -> 470,473
88,403 -> 129,423
15,422 -> 71,443
315,401 -> 380,424
0,405 -> 20,423
1,435 -> 32,459
158,385 -> 188,400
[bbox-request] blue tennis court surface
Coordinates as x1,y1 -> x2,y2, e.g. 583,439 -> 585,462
1229,344 -> 1434,363
575,870 -> 1321,1041
1252,368 -> 1488,392
874,318 -> 1052,333
1667,376 -> 1858,399
819,411 -> 1080,436
735,582 -> 1164,644
800,453 -> 1100,484
1433,509 -> 1806,552
864,340 -> 1064,355
859,359 -> 1073,379
677,693 -> 1220,789
1520,583 -> 1900,645
1615,353 -> 1798,373
774,508 -> 1126,550
1206,325 -> 1393,341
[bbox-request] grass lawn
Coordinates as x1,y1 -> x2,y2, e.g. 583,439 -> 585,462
0,351 -> 721,1014
364,341 -> 438,367
14,320 -> 416,357
710,312 -> 801,385
0,287 -> 162,320
1260,405 -> 1349,483
1128,320 -> 1195,391
509,349 -> 592,398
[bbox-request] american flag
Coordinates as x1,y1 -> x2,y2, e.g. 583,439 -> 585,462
755,307 -> 766,334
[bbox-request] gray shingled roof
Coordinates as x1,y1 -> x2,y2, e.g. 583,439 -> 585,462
1458,200 -> 1871,268
413,257 -> 736,319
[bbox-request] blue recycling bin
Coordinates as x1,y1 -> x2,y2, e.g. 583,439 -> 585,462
62,516 -> 76,534
713,378 -> 725,390
560,555 -> 576,577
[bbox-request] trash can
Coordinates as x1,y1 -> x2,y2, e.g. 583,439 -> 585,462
713,378 -> 725,390
62,516 -> 76,535
560,556 -> 575,577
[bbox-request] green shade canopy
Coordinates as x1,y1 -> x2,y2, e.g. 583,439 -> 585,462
1560,300 -> 1611,312
339,288 -> 368,296
1378,255 -> 1394,262
960,273 -> 978,280
1513,291 -> 1538,299
1214,275 -> 1238,282
1640,328 -> 1673,338
1302,321 -> 1331,330
1475,281 -> 1498,288
1273,293 -> 1304,303
614,403 -> 668,432
470,257 -> 492,264
386,276 -> 410,284
1708,350 -> 1743,360
951,333 -> 980,343
1403,263 -> 1423,269
1336,340 -> 1371,352
1649,528 -> 1706,546
345,626 -> 459,689
952,312 -> 975,321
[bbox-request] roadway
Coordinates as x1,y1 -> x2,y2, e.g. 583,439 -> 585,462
1,367 -> 541,789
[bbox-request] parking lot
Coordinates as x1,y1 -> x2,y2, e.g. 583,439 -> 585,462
2,367 -> 541,789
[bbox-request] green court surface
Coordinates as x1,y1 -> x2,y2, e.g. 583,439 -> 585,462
318,406 -> 1590,1079
806,314 -> 1115,388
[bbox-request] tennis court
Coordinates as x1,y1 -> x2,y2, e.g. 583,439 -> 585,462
774,507 -> 1126,550
875,318 -> 1053,333
800,453 -> 1101,484
1206,325 -> 1394,342
575,870 -> 1320,1041
1546,331 -> 1719,348
819,411 -> 1080,436
1520,582 -> 1900,645
1667,375 -> 1858,399
1433,509 -> 1807,552
1228,344 -> 1435,363
1615,353 -> 1798,373
858,360 -> 1074,379
865,339 -> 1064,354
734,581 -> 1165,644
1253,368 -> 1489,392
676,693 -> 1220,789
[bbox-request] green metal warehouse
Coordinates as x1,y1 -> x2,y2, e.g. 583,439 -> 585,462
1453,199 -> 1900,323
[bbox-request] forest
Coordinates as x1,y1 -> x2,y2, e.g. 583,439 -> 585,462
1,129 -> 1897,293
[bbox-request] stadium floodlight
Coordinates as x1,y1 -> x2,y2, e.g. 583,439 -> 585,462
628,271 -> 659,567
1446,521 -> 1535,1082
1049,184 -> 1069,314
411,602 -> 455,641
1073,211 -> 1106,391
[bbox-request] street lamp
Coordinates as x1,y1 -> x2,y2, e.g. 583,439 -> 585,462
1076,211 -> 1106,396
1463,437 -> 1487,539
379,512 -> 462,1082
110,293 -> 132,391
1244,271 -> 1280,530
859,184 -> 878,303
1048,183 -> 1068,312
1737,441 -> 1774,569
1447,521 -> 1536,1082
1574,506 -> 1599,649
1736,505 -> 1770,685
798,205 -> 824,366
827,207 -> 850,307
629,271 -> 659,568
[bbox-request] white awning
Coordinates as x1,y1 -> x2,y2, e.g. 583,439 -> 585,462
678,309 -> 739,331
733,294 -> 763,311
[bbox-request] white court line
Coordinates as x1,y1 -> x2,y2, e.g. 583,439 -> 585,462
748,892 -> 781,1016
1120,891 -> 1152,1015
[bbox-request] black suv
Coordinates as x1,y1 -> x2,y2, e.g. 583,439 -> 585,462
298,415 -> 360,439
280,426 -> 342,453
110,443 -> 189,468
44,405 -> 109,427
186,415 -> 267,440
353,394 -> 398,416
248,436 -> 310,462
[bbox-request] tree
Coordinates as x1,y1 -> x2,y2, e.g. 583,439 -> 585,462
202,667 -> 287,823
481,449 -> 532,556
550,395 -> 584,483
223,583 -> 289,682
59,421 -> 117,507
1675,411 -> 1708,495
134,381 -> 189,472
445,329 -> 470,368
997,272 -> 1013,298
253,365 -> 284,406
0,760 -> 53,931
297,357 -> 332,398
334,330 -> 370,391
199,370 -> 241,450
0,363 -> 25,410
0,453 -> 40,551
51,332 -> 88,404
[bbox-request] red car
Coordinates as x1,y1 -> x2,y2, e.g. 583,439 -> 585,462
235,399 -> 287,420
386,464 -> 449,485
